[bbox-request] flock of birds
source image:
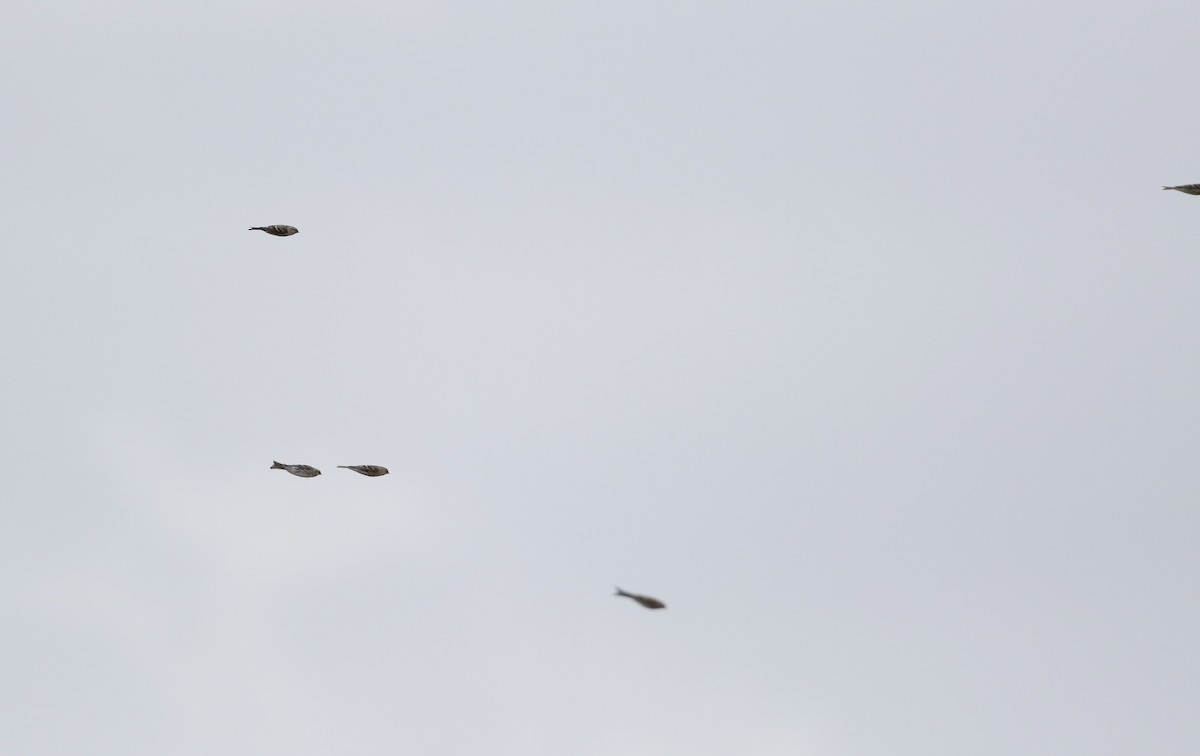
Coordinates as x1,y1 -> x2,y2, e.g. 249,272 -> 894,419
252,224 -> 667,611
252,187 -> 1200,612
271,462 -> 390,477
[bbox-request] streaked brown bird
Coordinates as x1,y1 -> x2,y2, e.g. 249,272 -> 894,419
271,461 -> 321,478
250,225 -> 300,236
337,465 -> 390,477
1163,185 -> 1200,195
614,587 -> 666,609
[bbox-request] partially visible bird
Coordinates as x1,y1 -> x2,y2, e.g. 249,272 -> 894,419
250,225 -> 300,236
338,465 -> 390,477
271,461 -> 321,477
614,587 -> 666,609
1163,185 -> 1200,195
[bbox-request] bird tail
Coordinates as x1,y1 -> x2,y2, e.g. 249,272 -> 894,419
1164,186 -> 1173,191
271,461 -> 285,469
249,226 -> 263,231
337,465 -> 350,469
614,586 -> 627,597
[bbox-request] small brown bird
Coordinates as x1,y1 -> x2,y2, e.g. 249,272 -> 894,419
250,225 -> 300,236
271,461 -> 321,478
614,587 -> 666,609
1163,185 -> 1200,195
337,465 -> 390,477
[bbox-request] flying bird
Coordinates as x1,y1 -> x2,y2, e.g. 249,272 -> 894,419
614,587 -> 666,609
271,461 -> 321,477
250,225 -> 300,236
1163,185 -> 1200,195
337,465 -> 390,477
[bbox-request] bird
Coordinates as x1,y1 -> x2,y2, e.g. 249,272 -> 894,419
1163,185 -> 1200,195
271,461 -> 321,477
337,465 -> 390,477
614,587 -> 666,609
250,225 -> 300,236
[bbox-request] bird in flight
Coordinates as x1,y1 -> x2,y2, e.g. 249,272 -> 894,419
271,461 -> 321,477
1163,184 -> 1200,195
338,465 -> 390,477
614,587 -> 667,609
250,225 -> 300,236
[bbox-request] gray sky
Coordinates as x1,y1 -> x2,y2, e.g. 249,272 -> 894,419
3,1 -> 1199,754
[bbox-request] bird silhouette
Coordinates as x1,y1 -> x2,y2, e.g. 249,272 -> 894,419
271,461 -> 321,478
337,465 -> 390,477
250,225 -> 300,236
614,587 -> 666,609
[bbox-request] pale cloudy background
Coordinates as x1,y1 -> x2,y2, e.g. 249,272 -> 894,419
2,1 -> 1198,754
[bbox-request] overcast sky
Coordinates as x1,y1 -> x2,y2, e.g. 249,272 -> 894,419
3,1 -> 1199,754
